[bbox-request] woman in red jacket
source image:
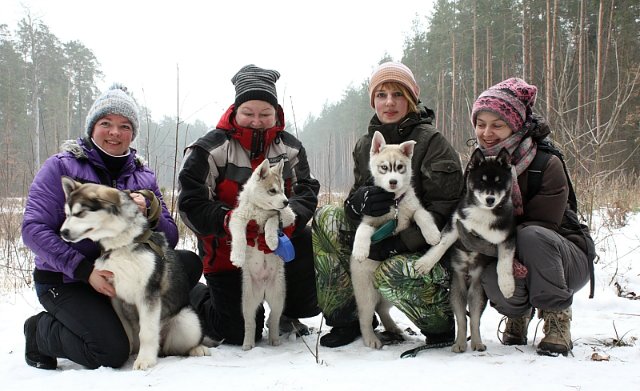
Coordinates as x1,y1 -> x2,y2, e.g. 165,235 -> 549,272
178,65 -> 320,345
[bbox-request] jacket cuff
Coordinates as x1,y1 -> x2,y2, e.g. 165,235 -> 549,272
73,259 -> 94,282
213,206 -> 232,237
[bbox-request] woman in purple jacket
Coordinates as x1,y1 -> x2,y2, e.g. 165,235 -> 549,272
21,85 -> 202,370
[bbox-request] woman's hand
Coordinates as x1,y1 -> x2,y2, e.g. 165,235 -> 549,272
129,192 -> 147,216
89,269 -> 116,297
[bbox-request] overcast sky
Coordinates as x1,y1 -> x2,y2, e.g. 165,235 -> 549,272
4,0 -> 434,128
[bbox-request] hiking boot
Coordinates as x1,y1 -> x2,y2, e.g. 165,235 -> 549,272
279,315 -> 310,336
320,316 -> 378,348
423,328 -> 455,348
320,323 -> 361,348
537,307 -> 573,356
24,312 -> 57,370
500,308 -> 534,346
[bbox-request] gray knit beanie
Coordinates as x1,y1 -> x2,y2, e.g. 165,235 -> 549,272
231,64 -> 280,108
85,84 -> 140,140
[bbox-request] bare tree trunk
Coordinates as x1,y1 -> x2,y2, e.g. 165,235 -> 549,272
66,79 -> 71,140
576,0 -> 584,132
486,26 -> 492,87
436,70 -> 445,134
596,0 -> 604,141
545,0 -> 558,119
451,31 -> 456,136
550,0 -> 558,116
601,0 -> 615,90
171,64 -> 180,219
26,14 -> 40,171
473,0 -> 478,98
522,0 -> 528,80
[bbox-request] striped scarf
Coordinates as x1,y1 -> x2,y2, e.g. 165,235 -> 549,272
478,128 -> 537,215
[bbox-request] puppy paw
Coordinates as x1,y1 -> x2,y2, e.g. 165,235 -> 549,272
498,275 -> 515,299
471,341 -> 487,352
451,341 -> 467,353
242,340 -> 255,351
265,231 -> 279,251
414,258 -> 436,275
230,250 -> 245,268
351,244 -> 369,262
269,336 -> 281,347
422,226 -> 441,246
362,334 -> 383,349
188,345 -> 210,357
133,355 -> 156,370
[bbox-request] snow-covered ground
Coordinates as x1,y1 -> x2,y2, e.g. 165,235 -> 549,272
1,213 -> 639,390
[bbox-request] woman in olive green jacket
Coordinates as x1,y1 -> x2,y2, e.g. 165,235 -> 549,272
313,62 -> 464,349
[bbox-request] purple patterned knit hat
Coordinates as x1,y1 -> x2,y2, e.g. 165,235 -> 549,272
471,78 -> 538,131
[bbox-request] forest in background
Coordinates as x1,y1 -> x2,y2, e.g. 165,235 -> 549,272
1,0 -> 639,216
300,0 -> 640,223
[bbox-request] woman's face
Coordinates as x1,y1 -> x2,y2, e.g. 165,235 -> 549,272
91,114 -> 134,156
475,111 -> 514,148
373,84 -> 410,124
235,100 -> 277,130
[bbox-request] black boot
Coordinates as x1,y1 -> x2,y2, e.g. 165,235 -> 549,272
279,315 -> 310,336
24,312 -> 57,370
320,316 -> 378,348
423,315 -> 455,347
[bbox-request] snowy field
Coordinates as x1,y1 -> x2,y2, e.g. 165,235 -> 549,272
1,212 -> 638,390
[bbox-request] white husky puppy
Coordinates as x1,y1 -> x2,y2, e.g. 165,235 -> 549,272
228,159 -> 296,351
59,177 -> 209,370
351,131 -> 441,349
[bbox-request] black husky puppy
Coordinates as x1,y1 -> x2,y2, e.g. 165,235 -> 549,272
414,148 -> 516,352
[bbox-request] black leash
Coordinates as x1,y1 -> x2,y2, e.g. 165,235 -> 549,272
400,340 -> 454,358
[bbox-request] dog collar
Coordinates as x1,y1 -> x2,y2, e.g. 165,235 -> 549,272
134,229 -> 165,258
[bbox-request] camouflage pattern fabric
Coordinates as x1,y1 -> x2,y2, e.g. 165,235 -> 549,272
312,204 -> 358,325
312,204 -> 453,334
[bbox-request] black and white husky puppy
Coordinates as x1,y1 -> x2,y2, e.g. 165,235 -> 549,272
415,148 -> 516,353
60,177 -> 209,370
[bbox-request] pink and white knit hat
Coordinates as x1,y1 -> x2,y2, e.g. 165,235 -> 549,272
472,78 -> 538,131
368,62 -> 420,108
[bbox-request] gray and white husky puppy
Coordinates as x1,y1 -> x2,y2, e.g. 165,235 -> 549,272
59,177 -> 209,370
228,159 -> 296,351
351,131 -> 441,349
415,148 -> 516,353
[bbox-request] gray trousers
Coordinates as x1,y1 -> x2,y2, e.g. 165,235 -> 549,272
481,225 -> 590,317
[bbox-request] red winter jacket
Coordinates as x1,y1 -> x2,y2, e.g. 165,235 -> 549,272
177,105 -> 319,274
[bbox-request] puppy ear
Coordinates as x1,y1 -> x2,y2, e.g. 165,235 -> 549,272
61,176 -> 79,199
256,159 -> 271,180
371,131 -> 386,155
399,140 -> 417,158
468,148 -> 486,170
273,159 -> 285,175
496,147 -> 512,167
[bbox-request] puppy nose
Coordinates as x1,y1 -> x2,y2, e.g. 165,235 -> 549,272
61,229 -> 70,240
485,196 -> 495,206
282,200 -> 289,207
389,179 -> 397,186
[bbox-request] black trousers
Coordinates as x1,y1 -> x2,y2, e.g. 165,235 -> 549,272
190,226 -> 320,345
34,249 -> 202,369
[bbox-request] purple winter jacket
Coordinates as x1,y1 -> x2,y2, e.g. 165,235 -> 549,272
22,138 -> 178,284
